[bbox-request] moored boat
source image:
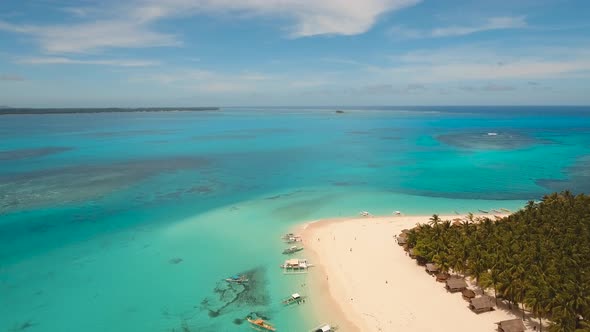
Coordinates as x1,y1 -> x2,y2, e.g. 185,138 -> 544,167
281,233 -> 295,240
280,258 -> 312,274
478,209 -> 489,214
282,246 -> 304,254
247,317 -> 276,331
285,236 -> 302,243
282,292 -> 305,305
311,323 -> 337,332
225,274 -> 248,284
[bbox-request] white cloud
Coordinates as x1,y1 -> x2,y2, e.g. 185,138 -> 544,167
16,56 -> 159,67
390,16 -> 527,39
132,68 -> 275,93
0,0 -> 419,54
380,47 -> 590,83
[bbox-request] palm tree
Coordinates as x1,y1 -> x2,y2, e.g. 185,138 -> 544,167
429,214 -> 441,226
525,282 -> 549,331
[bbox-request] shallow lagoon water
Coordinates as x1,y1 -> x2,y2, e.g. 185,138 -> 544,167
1,107 -> 589,331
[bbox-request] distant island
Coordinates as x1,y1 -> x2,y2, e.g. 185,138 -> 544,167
0,107 -> 220,115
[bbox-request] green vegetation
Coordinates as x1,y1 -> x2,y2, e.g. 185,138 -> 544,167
0,107 -> 219,115
406,192 -> 590,332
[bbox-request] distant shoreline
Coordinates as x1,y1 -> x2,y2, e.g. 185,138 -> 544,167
0,107 -> 220,115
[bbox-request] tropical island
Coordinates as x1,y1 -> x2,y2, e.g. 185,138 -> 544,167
299,191 -> 590,331
0,107 -> 220,115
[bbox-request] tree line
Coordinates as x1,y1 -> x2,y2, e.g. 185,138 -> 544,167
405,191 -> 590,332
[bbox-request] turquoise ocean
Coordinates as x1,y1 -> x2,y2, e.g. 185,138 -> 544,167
1,106 -> 589,331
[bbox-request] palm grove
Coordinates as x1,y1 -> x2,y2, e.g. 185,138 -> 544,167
405,192 -> 590,332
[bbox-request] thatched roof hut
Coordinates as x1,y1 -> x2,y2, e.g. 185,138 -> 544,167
397,236 -> 407,245
462,289 -> 476,300
445,277 -> 467,292
497,319 -> 526,332
469,295 -> 494,313
401,229 -> 410,234
425,263 -> 439,274
436,273 -> 450,282
408,248 -> 416,258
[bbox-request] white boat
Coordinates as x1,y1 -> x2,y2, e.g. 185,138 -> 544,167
282,293 -> 305,305
280,258 -> 313,274
285,236 -> 302,243
281,233 -> 296,240
311,323 -> 337,332
487,132 -> 498,136
359,211 -> 371,217
393,210 -> 401,215
282,245 -> 304,254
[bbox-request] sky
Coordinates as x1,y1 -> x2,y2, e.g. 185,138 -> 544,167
0,0 -> 589,107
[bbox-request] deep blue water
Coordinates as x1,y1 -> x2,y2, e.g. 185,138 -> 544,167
0,106 -> 589,331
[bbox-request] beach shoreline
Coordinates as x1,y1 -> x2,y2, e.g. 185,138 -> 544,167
294,213 -> 538,332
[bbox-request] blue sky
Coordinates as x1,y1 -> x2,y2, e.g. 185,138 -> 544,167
0,0 -> 589,107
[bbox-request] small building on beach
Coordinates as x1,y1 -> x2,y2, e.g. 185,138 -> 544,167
462,288 -> 476,300
445,277 -> 467,292
408,248 -> 416,258
436,272 -> 450,282
397,236 -> 407,245
497,318 -> 526,332
469,295 -> 495,313
425,263 -> 439,274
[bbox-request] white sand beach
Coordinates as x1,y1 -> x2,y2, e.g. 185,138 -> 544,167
297,214 -> 538,332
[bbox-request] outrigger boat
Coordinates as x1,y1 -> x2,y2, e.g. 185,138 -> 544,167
492,209 -> 502,214
500,208 -> 511,213
281,233 -> 296,240
282,293 -> 305,305
311,323 -> 338,332
280,258 -> 312,274
478,209 -> 489,214
285,236 -> 302,244
225,274 -> 248,284
247,317 -> 276,331
282,246 -> 304,255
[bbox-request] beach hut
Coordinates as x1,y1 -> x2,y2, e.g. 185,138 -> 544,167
425,263 -> 439,274
452,220 -> 462,227
469,296 -> 495,313
497,319 -> 526,332
436,272 -> 450,282
445,277 -> 467,292
462,289 -> 476,300
397,236 -> 407,245
408,248 -> 416,259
